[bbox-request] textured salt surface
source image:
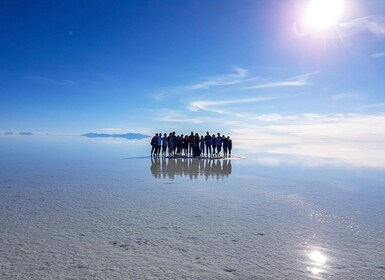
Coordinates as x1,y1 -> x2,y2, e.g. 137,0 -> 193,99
1,139 -> 385,279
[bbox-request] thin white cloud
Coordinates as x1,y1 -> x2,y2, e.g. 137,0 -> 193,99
187,66 -> 248,90
161,118 -> 205,124
331,91 -> 363,101
358,102 -> 385,111
24,75 -> 74,86
371,52 -> 385,58
246,72 -> 316,89
188,96 -> 276,112
157,109 -> 209,124
340,16 -> 385,36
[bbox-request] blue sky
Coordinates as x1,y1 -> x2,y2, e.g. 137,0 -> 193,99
1,0 -> 385,166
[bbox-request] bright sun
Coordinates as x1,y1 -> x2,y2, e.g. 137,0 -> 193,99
305,0 -> 344,29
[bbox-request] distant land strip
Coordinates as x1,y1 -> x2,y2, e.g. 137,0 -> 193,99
83,132 -> 150,140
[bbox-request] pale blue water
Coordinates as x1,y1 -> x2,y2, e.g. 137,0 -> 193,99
1,136 -> 384,279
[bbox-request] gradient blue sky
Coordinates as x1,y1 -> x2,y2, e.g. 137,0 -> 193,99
1,0 -> 385,162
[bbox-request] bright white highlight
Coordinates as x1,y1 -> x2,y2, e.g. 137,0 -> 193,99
305,0 -> 344,29
310,251 -> 327,265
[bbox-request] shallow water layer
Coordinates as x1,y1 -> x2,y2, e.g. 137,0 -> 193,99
1,137 -> 385,279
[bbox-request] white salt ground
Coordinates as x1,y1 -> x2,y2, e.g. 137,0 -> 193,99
1,138 -> 385,279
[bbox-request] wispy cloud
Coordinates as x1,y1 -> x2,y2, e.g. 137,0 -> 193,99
188,96 -> 277,113
358,102 -> 385,111
340,16 -> 385,36
246,72 -> 316,89
157,109 -> 209,124
371,52 -> 385,58
24,75 -> 74,87
187,66 -> 248,90
331,91 -> 363,101
161,118 -> 205,124
152,69 -> 315,101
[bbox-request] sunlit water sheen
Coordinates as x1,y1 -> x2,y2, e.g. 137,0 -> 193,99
1,136 -> 385,279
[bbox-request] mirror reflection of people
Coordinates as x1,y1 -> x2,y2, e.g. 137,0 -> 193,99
150,157 -> 232,180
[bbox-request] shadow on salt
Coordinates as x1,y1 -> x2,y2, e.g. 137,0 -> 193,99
150,157 -> 232,180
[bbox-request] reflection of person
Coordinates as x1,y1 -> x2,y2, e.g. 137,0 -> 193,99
150,156 -> 161,178
150,158 -> 232,180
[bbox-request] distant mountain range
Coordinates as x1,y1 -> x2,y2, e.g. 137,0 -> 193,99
83,132 -> 150,140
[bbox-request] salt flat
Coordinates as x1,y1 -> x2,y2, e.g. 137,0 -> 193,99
1,136 -> 384,279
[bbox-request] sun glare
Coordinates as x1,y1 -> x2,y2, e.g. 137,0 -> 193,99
305,0 -> 344,29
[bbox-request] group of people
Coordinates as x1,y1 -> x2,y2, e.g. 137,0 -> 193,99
151,131 -> 233,158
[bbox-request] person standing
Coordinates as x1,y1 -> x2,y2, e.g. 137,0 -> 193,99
188,132 -> 194,155
156,132 -> 162,156
211,134 -> 216,157
161,133 -> 168,157
168,132 -> 174,156
172,132 -> 177,155
222,135 -> 228,158
216,133 -> 222,157
227,136 -> 232,157
193,133 -> 201,157
200,135 -> 205,156
205,131 -> 212,156
151,133 -> 158,156
183,135 -> 189,156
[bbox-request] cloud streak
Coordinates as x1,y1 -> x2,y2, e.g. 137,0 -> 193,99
188,96 -> 277,113
340,16 -> 385,36
371,52 -> 385,58
245,72 -> 316,89
187,66 -> 248,90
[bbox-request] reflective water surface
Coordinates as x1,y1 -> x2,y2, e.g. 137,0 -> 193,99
0,136 -> 384,279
